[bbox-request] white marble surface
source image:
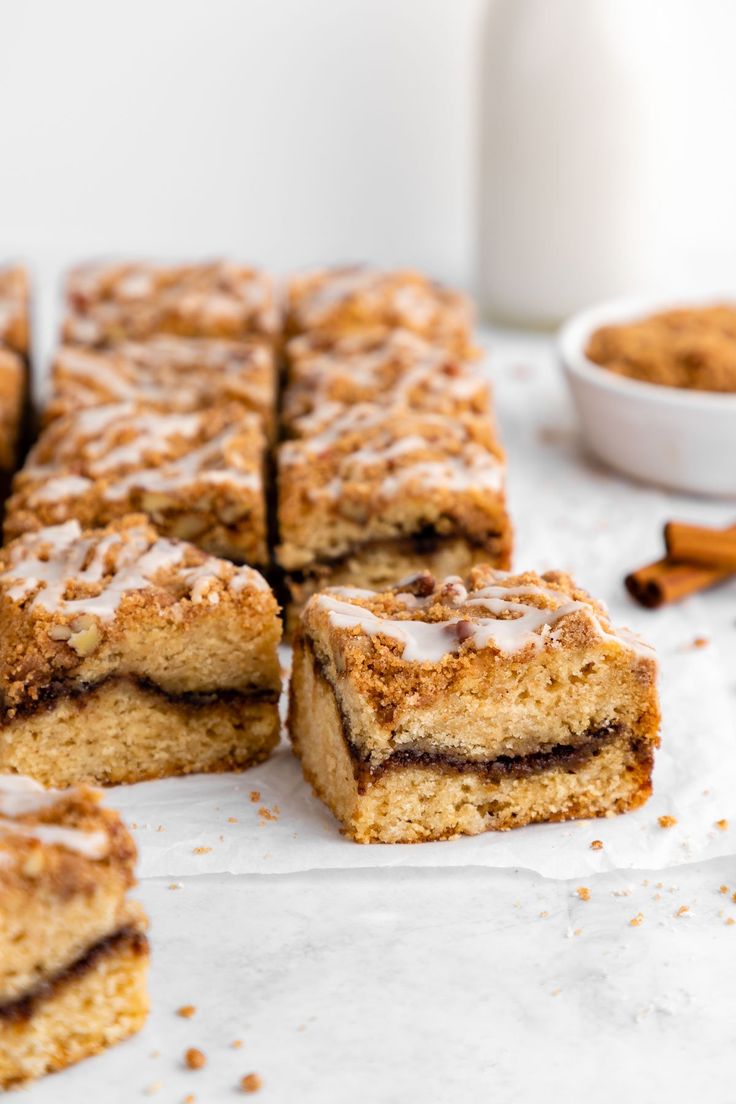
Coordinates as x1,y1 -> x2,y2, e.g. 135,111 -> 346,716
18,316 -> 736,1102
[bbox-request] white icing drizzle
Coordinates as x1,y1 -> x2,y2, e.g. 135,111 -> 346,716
292,267 -> 464,330
315,580 -> 655,663
0,776 -> 109,859
280,405 -> 504,498
0,520 -> 268,619
286,329 -> 487,435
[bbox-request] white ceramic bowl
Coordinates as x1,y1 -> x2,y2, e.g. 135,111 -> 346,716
559,295 -> 736,498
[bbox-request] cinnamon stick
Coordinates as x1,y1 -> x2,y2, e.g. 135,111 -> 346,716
664,522 -> 736,570
625,557 -> 732,609
625,520 -> 736,609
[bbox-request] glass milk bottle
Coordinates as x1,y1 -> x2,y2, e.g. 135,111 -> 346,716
477,0 -> 689,327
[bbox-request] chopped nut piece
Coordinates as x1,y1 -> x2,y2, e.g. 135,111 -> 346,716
184,1047 -> 206,1070
241,1073 -> 262,1093
658,815 -> 677,829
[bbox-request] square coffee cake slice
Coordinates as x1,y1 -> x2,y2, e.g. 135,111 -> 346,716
285,264 -> 477,359
277,406 -> 511,624
46,336 -> 277,439
0,775 -> 148,1086
62,259 -> 279,345
5,402 -> 268,566
289,566 -> 660,843
0,517 -> 281,786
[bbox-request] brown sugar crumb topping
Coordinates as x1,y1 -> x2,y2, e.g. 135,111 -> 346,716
184,1047 -> 206,1070
576,887 -> 591,901
177,1005 -> 197,1019
241,1073 -> 262,1093
658,815 -> 677,829
586,305 -> 736,393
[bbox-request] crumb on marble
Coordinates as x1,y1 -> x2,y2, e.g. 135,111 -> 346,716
232,1039 -> 244,1049
193,846 -> 212,855
241,1073 -> 262,1093
629,913 -> 644,927
720,885 -> 729,895
250,790 -> 261,803
258,805 -> 280,822
185,1048 -> 206,1070
590,839 -> 603,850
177,1005 -> 196,1019
715,819 -> 729,831
675,905 -> 690,918
228,816 -> 239,823
576,887 -> 590,901
691,636 -> 710,649
658,815 -> 677,829
726,918 -> 736,927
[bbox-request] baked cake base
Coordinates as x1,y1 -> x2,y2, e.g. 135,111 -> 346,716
285,531 -> 511,634
0,924 -> 149,1088
290,638 -> 654,844
0,678 -> 280,787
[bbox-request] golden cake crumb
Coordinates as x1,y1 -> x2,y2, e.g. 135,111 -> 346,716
250,790 -> 261,803
177,1005 -> 196,1019
228,816 -> 239,823
590,840 -> 603,850
726,918 -> 735,927
193,846 -> 212,855
658,815 -> 677,829
241,1073 -> 262,1093
183,1095 -> 196,1104
675,905 -> 689,918
715,819 -> 729,831
576,887 -> 590,901
692,636 -> 710,649
720,885 -> 729,895
629,913 -> 644,927
184,1048 -> 206,1070
232,1039 -> 244,1049
258,805 -> 279,822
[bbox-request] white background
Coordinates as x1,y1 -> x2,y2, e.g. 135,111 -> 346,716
2,0 -> 736,303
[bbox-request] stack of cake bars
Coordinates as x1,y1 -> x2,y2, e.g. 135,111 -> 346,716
0,258 -> 660,1086
0,261 -> 284,787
